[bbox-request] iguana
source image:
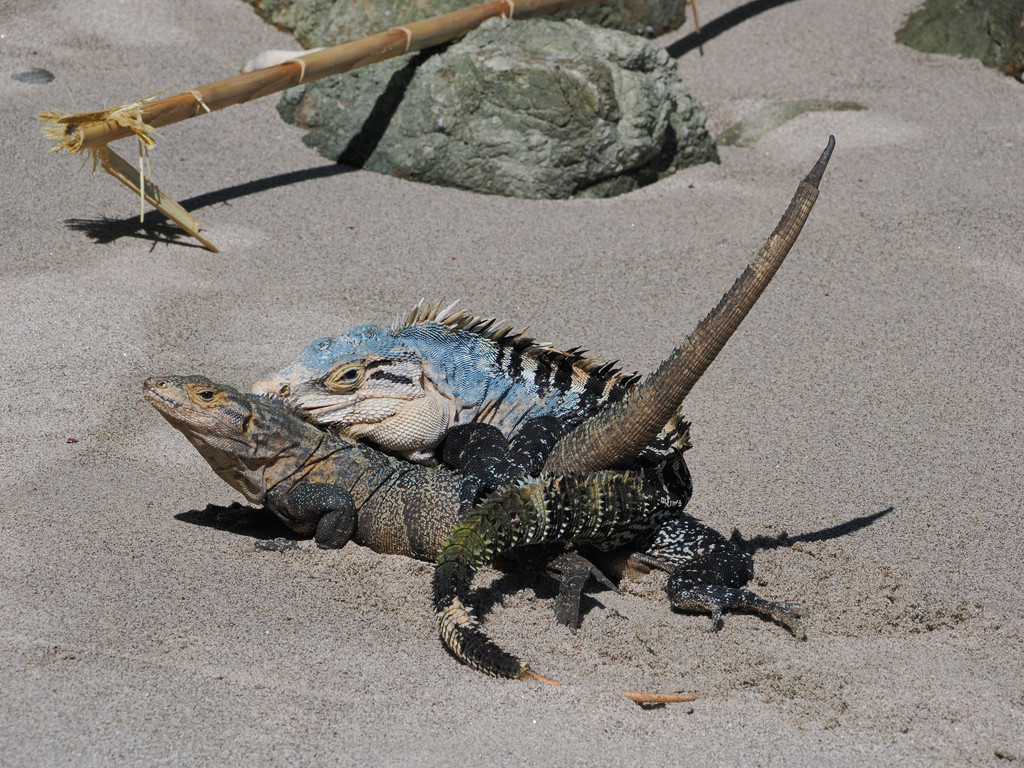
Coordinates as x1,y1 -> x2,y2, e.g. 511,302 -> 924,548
251,137 -> 835,479
432,137 -> 834,677
251,299 -> 643,465
145,375 -> 801,681
248,135 -> 833,632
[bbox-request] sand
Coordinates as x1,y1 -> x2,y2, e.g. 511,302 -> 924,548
2,0 -> 1022,764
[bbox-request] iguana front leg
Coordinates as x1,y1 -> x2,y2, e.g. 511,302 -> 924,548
266,483 -> 358,549
632,516 -> 806,638
440,415 -> 567,489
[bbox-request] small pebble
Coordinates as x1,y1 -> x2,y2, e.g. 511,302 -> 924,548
13,68 -> 55,85
255,538 -> 301,553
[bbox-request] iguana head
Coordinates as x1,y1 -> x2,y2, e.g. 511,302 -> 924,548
144,375 -> 321,504
252,324 -> 453,463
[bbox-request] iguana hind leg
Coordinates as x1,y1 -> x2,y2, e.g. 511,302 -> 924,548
546,549 -> 619,629
444,417 -> 611,628
633,515 -> 806,638
665,558 -> 807,639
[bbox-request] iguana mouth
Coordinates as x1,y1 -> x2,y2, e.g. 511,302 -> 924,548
143,378 -> 183,411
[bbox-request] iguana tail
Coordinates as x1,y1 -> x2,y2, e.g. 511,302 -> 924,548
542,136 -> 835,474
433,472 -> 652,680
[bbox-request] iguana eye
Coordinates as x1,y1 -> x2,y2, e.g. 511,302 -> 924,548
325,363 -> 365,392
196,389 -> 216,402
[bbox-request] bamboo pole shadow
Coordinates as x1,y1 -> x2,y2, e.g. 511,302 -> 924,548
667,0 -> 802,58
63,162 -> 357,248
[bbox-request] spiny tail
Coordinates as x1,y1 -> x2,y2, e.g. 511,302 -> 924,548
433,473 -> 650,679
542,136 -> 835,474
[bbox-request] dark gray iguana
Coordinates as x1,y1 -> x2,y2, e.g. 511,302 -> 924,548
149,137 -> 833,679
252,136 -> 834,624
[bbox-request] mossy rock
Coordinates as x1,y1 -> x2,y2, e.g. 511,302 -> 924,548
896,0 -> 1024,80
277,17 -> 717,198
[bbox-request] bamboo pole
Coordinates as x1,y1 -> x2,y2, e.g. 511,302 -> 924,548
43,0 -> 604,156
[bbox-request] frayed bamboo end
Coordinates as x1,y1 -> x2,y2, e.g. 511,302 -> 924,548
40,98 -> 158,156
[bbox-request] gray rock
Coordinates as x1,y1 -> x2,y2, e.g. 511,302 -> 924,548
12,68 -> 55,85
244,0 -> 691,45
896,0 -> 1024,81
277,18 -> 717,198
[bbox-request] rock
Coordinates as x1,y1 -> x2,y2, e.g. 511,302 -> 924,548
244,0 -> 691,45
896,0 -> 1024,81
277,17 -> 717,198
11,68 -> 55,85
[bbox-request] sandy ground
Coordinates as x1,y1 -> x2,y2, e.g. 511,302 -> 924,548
2,0 -> 1022,764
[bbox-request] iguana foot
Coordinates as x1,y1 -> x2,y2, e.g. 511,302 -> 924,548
667,579 -> 807,639
315,505 -> 358,549
547,550 -> 618,629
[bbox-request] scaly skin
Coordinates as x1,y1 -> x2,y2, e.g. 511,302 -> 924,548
242,139 -> 834,662
430,138 -> 836,674
251,304 -> 643,464
145,375 -> 465,559
435,471 -> 673,679
544,136 -> 835,472
147,134 -> 833,681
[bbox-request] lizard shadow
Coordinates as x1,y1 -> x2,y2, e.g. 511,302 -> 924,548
175,502 -> 294,540
736,506 -> 894,554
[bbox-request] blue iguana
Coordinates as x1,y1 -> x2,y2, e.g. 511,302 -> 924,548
252,299 -> 644,465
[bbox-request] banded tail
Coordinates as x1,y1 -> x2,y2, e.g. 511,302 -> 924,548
433,472 -> 654,679
543,137 -> 835,473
